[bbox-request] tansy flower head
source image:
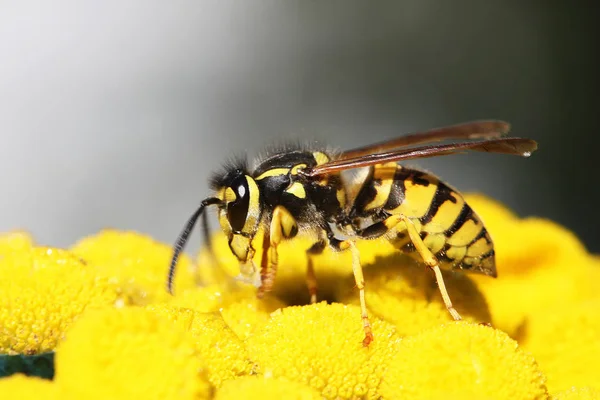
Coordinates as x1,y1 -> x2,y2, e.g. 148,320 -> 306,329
245,302 -> 401,399
0,374 -> 60,400
70,229 -> 197,306
0,231 -> 34,254
552,387 -> 600,400
170,282 -> 285,339
522,298 -> 600,393
0,247 -> 117,354
464,194 -> 596,337
215,376 -> 322,400
337,255 -> 491,336
54,307 -> 211,400
379,321 -> 548,400
145,304 -> 254,387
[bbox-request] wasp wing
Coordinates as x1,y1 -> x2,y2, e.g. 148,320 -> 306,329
339,120 -> 511,159
304,138 -> 537,177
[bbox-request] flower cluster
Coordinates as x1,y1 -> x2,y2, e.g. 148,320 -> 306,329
0,194 -> 598,399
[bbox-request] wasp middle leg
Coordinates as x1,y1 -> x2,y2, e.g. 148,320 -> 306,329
306,238 -> 326,304
357,214 -> 462,321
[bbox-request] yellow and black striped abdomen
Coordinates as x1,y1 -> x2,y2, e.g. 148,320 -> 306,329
351,165 -> 496,277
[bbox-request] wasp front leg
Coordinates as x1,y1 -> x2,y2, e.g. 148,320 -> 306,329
305,237 -> 326,304
358,214 -> 462,321
257,206 -> 298,298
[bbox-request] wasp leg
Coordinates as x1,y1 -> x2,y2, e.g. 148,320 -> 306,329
306,239 -> 326,304
400,215 -> 461,321
329,234 -> 374,346
357,214 -> 462,321
257,206 -> 298,298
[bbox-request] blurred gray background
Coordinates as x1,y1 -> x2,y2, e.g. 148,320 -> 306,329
1,1 -> 597,253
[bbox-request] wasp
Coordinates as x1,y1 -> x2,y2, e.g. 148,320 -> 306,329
167,120 -> 537,346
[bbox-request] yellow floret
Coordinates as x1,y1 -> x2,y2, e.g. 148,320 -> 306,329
337,255 -> 491,336
552,387 -> 600,400
379,322 -> 548,400
245,302 -> 401,400
170,282 -> 285,339
70,229 -> 197,306
0,374 -> 60,400
54,307 -> 211,400
145,304 -> 254,387
0,231 -> 34,254
522,298 -> 600,393
215,376 -> 322,400
0,247 -> 117,354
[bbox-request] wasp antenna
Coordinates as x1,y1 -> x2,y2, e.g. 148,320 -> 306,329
167,197 -> 221,295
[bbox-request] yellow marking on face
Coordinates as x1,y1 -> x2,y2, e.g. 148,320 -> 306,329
394,178 -> 438,219
336,187 -> 346,208
255,168 -> 289,181
423,233 -> 446,254
445,245 -> 466,263
224,187 -> 236,203
242,176 -> 261,233
229,234 -> 251,261
285,181 -> 306,199
218,208 -> 232,236
364,162 -> 397,211
447,220 -> 483,247
423,194 -> 465,233
312,151 -> 330,165
270,206 -> 298,246
291,163 -> 307,175
215,188 -> 225,201
467,236 -> 493,258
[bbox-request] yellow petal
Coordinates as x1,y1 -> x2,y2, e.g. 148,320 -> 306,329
245,302 -> 401,399
379,322 -> 548,400
54,307 -> 211,400
0,230 -> 34,254
215,376 -> 322,400
0,247 -> 117,354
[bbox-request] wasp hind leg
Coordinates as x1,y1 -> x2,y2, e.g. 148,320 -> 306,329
358,214 -> 462,322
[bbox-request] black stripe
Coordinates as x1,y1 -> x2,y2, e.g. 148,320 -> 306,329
419,182 -> 457,225
351,166 -> 376,215
384,168 -> 409,210
481,249 -> 495,260
444,204 -> 474,236
466,227 -> 489,246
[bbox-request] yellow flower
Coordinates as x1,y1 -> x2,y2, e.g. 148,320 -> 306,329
71,229 -> 197,306
245,302 -> 401,400
464,194 -> 596,337
379,322 -> 548,400
522,298 -> 600,393
0,231 -> 34,254
54,307 -> 211,400
337,256 -> 492,337
552,387 -> 600,400
0,247 -> 117,354
0,374 -> 60,400
170,282 -> 285,339
215,376 -> 322,400
145,304 -> 254,387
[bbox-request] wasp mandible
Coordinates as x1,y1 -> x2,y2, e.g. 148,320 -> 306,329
167,120 -> 537,346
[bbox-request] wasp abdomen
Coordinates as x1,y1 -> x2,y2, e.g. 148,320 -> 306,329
352,165 -> 496,277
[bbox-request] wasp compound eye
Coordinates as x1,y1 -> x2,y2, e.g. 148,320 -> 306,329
227,176 -> 250,232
